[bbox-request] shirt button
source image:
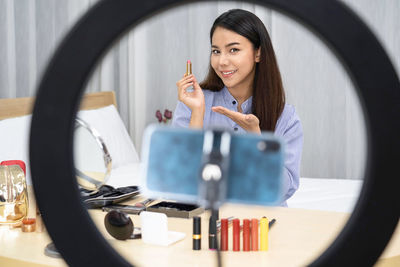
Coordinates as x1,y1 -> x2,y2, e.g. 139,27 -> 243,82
232,101 -> 236,105
234,127 -> 238,131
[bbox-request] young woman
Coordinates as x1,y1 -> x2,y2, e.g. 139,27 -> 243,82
172,9 -> 303,206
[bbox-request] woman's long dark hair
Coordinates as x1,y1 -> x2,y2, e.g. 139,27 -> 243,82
199,9 -> 285,131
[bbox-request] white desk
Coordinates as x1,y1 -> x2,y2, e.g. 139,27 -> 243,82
0,196 -> 399,267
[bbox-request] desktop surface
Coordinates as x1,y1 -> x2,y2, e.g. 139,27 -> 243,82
0,195 -> 399,267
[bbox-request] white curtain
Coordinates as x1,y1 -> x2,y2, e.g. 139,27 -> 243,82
1,0 -> 399,179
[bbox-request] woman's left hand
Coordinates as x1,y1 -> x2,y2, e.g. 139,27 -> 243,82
212,106 -> 261,134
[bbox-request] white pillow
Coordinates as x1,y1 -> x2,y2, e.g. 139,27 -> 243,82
77,105 -> 139,169
0,115 -> 31,183
0,105 -> 138,185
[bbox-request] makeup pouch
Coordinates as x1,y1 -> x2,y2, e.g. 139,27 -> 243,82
80,185 -> 140,209
0,161 -> 28,224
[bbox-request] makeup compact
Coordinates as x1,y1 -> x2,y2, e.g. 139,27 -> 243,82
146,201 -> 204,219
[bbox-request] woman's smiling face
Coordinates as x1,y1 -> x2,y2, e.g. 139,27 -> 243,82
210,27 -> 260,92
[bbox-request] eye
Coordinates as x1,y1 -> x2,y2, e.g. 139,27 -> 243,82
230,48 -> 239,53
211,49 -> 220,54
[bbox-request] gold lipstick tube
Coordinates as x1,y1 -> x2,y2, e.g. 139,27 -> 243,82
186,60 -> 192,76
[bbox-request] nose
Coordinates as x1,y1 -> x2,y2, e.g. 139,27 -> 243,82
218,53 -> 229,66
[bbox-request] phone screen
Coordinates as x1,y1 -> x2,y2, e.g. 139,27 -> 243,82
141,125 -> 284,206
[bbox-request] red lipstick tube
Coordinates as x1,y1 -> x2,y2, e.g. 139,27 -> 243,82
220,219 -> 228,251
243,219 -> 250,251
233,219 -> 240,251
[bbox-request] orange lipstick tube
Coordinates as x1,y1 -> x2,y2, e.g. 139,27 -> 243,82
251,219 -> 259,251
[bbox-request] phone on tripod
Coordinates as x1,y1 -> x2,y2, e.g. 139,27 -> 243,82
140,125 -> 285,206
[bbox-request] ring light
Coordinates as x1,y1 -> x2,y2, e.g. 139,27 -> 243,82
30,0 -> 400,266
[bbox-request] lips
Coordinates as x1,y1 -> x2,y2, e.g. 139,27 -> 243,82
221,70 -> 237,78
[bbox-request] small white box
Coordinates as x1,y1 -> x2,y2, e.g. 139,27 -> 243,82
140,211 -> 186,246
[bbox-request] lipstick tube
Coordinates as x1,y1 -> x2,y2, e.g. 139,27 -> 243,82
243,219 -> 250,251
186,60 -> 192,76
186,60 -> 193,92
217,216 -> 234,232
209,215 -> 217,250
251,219 -> 259,251
220,219 -> 228,251
193,216 -> 201,250
233,218 -> 240,251
260,217 -> 269,251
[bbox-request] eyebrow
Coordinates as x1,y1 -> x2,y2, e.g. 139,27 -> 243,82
211,42 -> 241,48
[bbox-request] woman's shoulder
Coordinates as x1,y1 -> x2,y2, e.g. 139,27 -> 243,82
275,103 -> 302,136
281,103 -> 299,120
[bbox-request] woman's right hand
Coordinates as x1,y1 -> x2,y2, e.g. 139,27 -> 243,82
176,74 -> 205,112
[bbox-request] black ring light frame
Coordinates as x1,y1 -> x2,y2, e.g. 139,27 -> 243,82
29,0 -> 400,266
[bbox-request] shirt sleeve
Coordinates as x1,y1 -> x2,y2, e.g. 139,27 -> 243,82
171,101 -> 192,128
276,106 -> 303,205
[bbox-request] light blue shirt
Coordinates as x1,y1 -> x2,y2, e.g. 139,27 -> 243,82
172,86 -> 303,206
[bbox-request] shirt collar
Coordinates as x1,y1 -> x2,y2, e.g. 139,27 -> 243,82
222,86 -> 253,114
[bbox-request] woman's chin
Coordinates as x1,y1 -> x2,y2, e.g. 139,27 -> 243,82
221,79 -> 236,88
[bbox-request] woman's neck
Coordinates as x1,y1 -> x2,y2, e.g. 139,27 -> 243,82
227,85 -> 253,106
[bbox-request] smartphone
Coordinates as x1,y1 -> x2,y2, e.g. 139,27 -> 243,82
140,125 -> 285,206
